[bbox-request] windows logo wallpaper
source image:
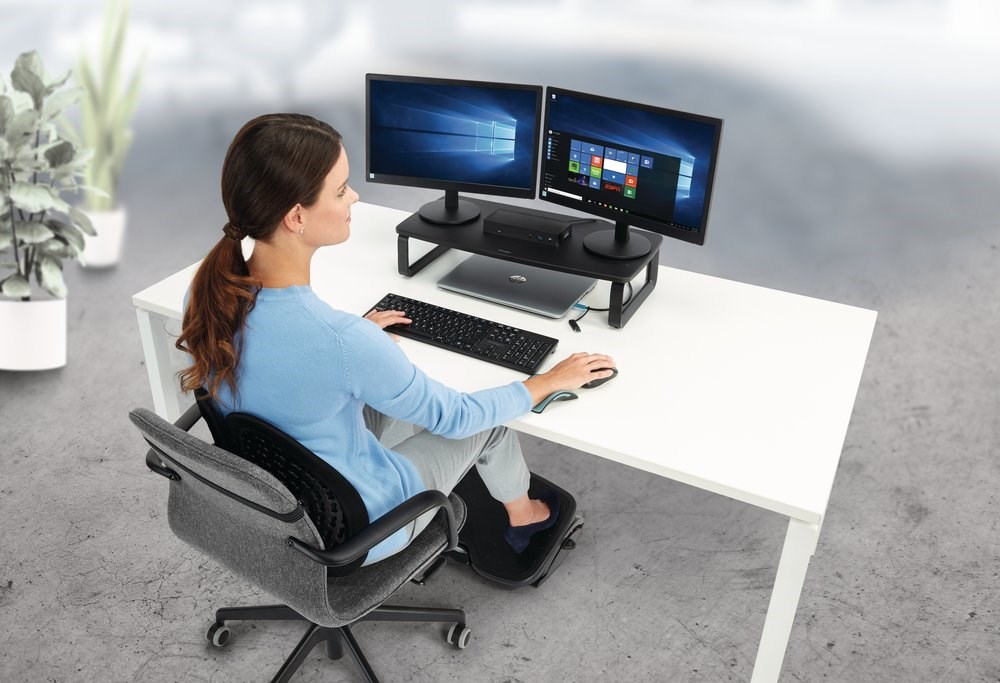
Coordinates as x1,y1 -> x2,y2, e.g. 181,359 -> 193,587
369,80 -> 538,190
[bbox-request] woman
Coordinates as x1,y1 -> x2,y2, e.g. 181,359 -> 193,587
176,113 -> 615,562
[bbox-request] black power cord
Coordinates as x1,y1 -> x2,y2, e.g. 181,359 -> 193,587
568,281 -> 633,332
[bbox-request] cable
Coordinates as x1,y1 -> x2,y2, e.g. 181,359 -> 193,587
568,281 -> 633,332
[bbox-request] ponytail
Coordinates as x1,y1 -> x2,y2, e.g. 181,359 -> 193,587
175,233 -> 258,400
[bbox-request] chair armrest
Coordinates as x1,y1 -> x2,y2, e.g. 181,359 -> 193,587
144,403 -> 204,479
145,448 -> 180,480
288,489 -> 458,568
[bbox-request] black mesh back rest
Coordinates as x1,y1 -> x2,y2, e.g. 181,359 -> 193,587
194,388 -> 237,454
224,413 -> 370,576
192,389 -> 370,576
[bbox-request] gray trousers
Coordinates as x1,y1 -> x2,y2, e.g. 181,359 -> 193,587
363,406 -> 530,543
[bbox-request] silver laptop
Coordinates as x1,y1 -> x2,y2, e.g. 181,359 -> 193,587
437,255 -> 597,318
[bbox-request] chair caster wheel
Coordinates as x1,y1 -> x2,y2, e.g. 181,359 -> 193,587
446,623 -> 471,650
207,622 -> 231,647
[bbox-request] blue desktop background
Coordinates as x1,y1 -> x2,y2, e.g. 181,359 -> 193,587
545,90 -> 721,229
368,80 -> 539,190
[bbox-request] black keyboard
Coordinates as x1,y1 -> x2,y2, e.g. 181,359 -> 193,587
368,293 -> 559,374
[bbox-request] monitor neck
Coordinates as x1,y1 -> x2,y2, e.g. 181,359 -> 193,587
582,220 -> 652,260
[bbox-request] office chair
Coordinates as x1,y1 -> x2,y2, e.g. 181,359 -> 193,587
130,403 -> 470,683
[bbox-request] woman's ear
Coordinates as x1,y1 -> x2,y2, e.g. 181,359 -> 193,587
281,204 -> 305,234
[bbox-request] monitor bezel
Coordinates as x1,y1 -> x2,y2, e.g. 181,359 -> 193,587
365,73 -> 544,200
539,86 -> 723,247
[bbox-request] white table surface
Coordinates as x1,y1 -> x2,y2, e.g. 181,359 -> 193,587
133,200 -> 877,681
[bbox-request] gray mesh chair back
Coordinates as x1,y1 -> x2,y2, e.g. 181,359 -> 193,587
131,407 -> 337,624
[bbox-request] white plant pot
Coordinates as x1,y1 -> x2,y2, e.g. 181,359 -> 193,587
0,298 -> 67,370
81,206 -> 127,268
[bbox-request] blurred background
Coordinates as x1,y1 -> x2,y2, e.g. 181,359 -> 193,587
3,0 -> 998,296
1,0 -> 998,681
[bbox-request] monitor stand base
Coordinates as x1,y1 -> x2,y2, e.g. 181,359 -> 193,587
582,227 -> 652,260
419,196 -> 480,225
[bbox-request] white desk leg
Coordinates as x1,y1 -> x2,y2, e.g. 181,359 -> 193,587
135,308 -> 185,422
750,517 -> 820,683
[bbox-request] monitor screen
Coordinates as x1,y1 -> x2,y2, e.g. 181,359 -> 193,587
539,87 -> 722,257
366,74 -> 542,224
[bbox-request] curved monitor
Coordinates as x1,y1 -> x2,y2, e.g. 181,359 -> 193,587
539,87 -> 723,259
366,73 -> 543,225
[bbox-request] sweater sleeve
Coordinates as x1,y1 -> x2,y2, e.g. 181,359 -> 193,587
341,317 -> 533,439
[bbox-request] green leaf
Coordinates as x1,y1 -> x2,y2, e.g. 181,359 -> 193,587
46,218 -> 86,252
102,5 -> 127,117
9,183 -> 68,214
42,86 -> 82,122
44,139 -> 75,167
69,206 -> 97,236
14,51 -> 45,79
5,89 -> 33,115
4,108 -> 38,148
76,56 -> 101,146
37,253 -> 66,298
12,52 -> 47,110
0,136 -> 10,162
119,56 -> 143,122
0,273 -> 31,298
9,220 -> 54,244
37,237 -> 78,259
44,70 -> 71,93
56,113 -> 82,147
0,95 -> 14,136
10,152 -> 49,176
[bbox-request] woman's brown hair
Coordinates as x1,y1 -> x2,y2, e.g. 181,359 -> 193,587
175,113 -> 342,400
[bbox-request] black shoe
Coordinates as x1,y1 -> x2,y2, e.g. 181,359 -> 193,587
504,492 -> 561,554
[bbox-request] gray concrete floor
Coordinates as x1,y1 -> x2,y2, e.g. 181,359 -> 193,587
2,47 -> 999,683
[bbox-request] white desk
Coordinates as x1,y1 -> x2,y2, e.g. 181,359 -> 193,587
133,201 -> 876,682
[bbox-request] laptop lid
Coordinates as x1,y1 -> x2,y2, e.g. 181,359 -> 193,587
437,255 -> 597,318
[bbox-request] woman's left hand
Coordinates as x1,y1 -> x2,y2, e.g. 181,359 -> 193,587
364,309 -> 411,341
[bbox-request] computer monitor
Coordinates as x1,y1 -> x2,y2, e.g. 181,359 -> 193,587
366,73 -> 543,225
539,87 -> 723,259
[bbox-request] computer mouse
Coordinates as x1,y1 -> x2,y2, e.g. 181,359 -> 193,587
531,390 -> 579,414
581,366 -> 618,389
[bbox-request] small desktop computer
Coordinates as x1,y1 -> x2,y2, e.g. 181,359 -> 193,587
481,208 -> 576,247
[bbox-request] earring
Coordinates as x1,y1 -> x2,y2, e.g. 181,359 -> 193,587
298,228 -> 304,235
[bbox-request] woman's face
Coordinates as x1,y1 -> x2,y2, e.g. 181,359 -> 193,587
301,150 -> 359,246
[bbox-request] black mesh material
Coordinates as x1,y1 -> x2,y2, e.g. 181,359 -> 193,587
222,412 -> 370,576
193,388 -> 237,455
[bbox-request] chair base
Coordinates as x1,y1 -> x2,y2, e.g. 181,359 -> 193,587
213,603 -> 466,683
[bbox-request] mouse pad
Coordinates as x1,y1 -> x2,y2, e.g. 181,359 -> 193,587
448,468 -> 580,587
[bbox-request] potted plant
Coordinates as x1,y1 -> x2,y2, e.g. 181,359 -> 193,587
1,51 -> 93,370
74,0 -> 142,268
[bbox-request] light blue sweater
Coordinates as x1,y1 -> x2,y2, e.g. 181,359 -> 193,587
213,286 -> 532,563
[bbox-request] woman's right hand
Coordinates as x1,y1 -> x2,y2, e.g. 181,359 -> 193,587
522,352 -> 615,406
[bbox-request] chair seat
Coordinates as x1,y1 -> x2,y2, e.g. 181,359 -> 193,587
323,493 -> 467,625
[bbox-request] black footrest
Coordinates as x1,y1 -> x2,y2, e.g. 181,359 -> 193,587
446,469 -> 582,588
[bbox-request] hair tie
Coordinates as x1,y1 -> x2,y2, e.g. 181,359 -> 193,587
223,222 -> 243,241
